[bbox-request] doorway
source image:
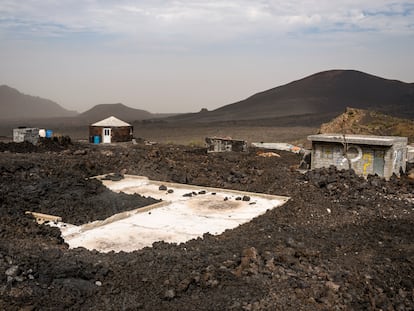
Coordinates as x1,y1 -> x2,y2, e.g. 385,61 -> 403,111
102,128 -> 111,143
373,150 -> 385,177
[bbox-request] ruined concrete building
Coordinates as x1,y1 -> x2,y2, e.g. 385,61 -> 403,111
13,127 -> 40,144
205,137 -> 248,153
308,134 -> 407,179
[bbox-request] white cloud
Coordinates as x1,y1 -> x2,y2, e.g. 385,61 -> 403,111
0,0 -> 412,42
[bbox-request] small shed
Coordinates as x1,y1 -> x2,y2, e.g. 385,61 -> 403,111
13,127 -> 40,144
308,134 -> 407,179
89,116 -> 133,144
205,137 -> 247,153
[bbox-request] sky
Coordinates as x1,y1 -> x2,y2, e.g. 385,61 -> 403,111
0,1 -> 413,114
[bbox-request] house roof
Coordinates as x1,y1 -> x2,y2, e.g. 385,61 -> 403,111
308,134 -> 407,146
91,116 -> 131,127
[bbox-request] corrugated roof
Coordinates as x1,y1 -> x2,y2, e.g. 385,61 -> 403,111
91,116 -> 131,127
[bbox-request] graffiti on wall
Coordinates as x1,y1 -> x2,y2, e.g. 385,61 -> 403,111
336,145 -> 363,168
362,153 -> 373,175
321,146 -> 333,159
393,149 -> 404,171
325,145 -> 373,175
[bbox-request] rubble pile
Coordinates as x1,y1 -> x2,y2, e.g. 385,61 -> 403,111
304,166 -> 413,213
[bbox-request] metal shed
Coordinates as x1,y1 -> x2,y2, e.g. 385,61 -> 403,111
89,116 -> 133,144
308,134 -> 407,179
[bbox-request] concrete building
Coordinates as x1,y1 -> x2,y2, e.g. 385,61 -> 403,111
89,116 -> 133,144
13,127 -> 40,144
205,137 -> 247,153
407,145 -> 414,163
308,134 -> 408,179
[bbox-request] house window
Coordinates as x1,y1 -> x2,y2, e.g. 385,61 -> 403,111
321,146 -> 333,159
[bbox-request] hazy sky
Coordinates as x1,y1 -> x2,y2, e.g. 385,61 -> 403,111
1,1 -> 413,113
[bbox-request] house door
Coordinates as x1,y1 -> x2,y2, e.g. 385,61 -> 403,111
373,150 -> 385,177
102,128 -> 111,143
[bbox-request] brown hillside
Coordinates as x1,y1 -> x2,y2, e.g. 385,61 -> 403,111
318,107 -> 414,143
0,85 -> 77,119
169,69 -> 414,123
79,103 -> 154,123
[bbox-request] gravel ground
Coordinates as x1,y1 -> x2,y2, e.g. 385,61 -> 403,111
0,140 -> 413,310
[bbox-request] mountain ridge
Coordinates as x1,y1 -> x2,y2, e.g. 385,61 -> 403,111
0,86 -> 177,123
0,85 -> 77,119
169,69 -> 414,122
79,103 -> 154,123
2,69 -> 413,123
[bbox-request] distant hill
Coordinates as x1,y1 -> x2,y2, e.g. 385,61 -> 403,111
0,85 -> 77,120
78,103 -> 179,124
318,107 -> 414,143
169,70 -> 414,122
0,85 -> 177,124
79,103 -> 155,123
